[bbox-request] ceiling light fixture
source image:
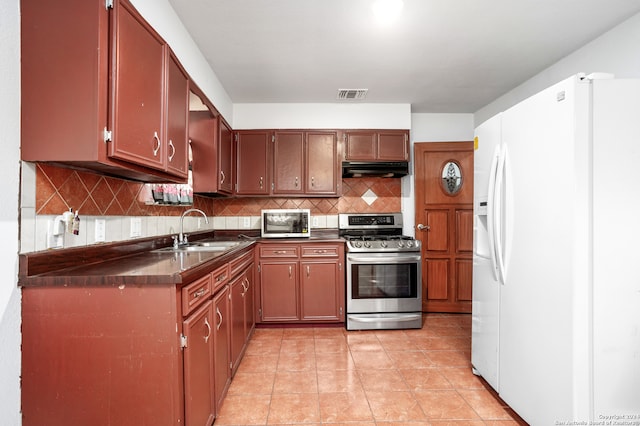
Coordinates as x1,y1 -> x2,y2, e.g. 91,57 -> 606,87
372,0 -> 404,26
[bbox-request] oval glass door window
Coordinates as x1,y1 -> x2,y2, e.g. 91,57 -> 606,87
441,161 -> 463,195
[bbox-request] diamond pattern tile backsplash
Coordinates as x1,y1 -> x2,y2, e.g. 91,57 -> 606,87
36,164 -> 401,217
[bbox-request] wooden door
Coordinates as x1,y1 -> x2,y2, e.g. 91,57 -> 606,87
259,261 -> 299,322
212,286 -> 231,414
414,142 -> 474,313
218,118 -> 234,194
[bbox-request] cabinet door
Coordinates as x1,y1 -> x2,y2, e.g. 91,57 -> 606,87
212,286 -> 231,413
189,110 -> 219,193
111,1 -> 167,171
218,118 -> 234,194
235,131 -> 270,195
229,274 -> 245,376
243,264 -> 255,339
344,131 -> 377,160
183,301 -> 215,426
300,261 -> 342,321
306,131 -> 339,195
165,52 -> 189,178
260,261 -> 299,322
273,131 -> 304,194
378,131 -> 409,161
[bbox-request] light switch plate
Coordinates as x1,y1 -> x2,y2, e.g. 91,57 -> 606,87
130,217 -> 142,238
95,219 -> 106,242
243,217 -> 251,228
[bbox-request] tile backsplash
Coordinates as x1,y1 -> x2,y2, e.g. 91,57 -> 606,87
35,164 -> 401,216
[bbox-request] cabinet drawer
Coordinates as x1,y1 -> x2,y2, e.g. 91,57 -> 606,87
301,245 -> 341,258
259,245 -> 299,258
230,249 -> 253,277
182,274 -> 212,316
212,263 -> 230,292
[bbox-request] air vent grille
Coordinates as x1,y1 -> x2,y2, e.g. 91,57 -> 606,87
337,89 -> 368,100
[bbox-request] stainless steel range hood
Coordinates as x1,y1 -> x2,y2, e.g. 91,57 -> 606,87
342,161 -> 409,178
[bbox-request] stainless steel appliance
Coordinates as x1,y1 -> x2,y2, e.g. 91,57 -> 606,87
261,209 -> 310,238
339,213 -> 422,330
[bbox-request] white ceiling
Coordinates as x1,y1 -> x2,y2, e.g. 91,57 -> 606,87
168,0 -> 640,113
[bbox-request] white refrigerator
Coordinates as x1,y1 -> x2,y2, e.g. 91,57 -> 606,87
471,74 -> 640,425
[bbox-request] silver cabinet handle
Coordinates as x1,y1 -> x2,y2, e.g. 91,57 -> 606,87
288,266 -> 292,278
204,317 -> 211,343
306,265 -> 310,277
193,288 -> 206,298
417,223 -> 430,231
168,140 -> 175,161
220,170 -> 225,184
152,131 -> 161,156
216,307 -> 223,330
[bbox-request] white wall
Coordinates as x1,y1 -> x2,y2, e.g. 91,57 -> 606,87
233,103 -> 412,129
475,12 -> 640,126
0,0 -> 22,423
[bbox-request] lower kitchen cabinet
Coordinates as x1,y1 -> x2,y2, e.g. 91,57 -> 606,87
212,284 -> 231,413
229,251 -> 255,376
183,300 -> 215,426
21,247 -> 255,426
257,242 -> 345,324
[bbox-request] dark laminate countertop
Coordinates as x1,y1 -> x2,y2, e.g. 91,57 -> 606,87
19,230 -> 344,288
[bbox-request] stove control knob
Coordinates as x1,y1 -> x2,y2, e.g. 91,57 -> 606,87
364,241 -> 371,248
380,240 -> 388,248
397,240 -> 404,248
405,240 -> 414,248
353,241 -> 362,248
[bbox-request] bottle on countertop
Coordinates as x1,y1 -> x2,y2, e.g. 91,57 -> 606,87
72,211 -> 80,235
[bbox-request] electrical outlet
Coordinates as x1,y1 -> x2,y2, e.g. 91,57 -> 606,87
312,216 -> 319,228
243,217 -> 251,228
95,219 -> 106,242
130,217 -> 142,238
197,218 -> 202,229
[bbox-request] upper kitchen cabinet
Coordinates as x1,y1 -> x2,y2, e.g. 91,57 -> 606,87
235,131 -> 271,195
344,130 -> 409,161
189,88 -> 234,196
21,0 -> 189,183
273,130 -> 339,196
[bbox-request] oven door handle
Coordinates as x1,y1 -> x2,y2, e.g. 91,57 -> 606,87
347,254 -> 421,263
349,314 -> 423,323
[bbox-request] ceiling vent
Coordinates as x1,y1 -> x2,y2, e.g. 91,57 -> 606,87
337,89 -> 368,100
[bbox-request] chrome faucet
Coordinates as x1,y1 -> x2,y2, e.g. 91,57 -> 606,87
176,208 -> 209,247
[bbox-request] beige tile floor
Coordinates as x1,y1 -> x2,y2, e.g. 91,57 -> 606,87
215,313 -> 526,425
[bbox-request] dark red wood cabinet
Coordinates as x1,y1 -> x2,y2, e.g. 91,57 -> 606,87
257,242 -> 345,324
21,0 -> 189,182
235,131 -> 271,195
189,103 -> 234,196
344,130 -> 409,161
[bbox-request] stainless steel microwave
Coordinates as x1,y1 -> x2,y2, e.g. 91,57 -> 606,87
261,209 -> 310,238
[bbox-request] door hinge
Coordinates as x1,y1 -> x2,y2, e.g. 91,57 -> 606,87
180,334 -> 187,349
271,135 -> 275,143
103,127 -> 112,143
257,264 -> 261,273
258,308 -> 262,319
105,0 -> 113,9
234,133 -> 238,142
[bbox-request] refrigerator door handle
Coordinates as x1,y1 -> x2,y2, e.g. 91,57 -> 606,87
494,145 -> 509,285
487,145 -> 501,282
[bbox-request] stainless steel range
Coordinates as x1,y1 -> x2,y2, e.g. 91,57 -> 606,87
339,213 -> 423,330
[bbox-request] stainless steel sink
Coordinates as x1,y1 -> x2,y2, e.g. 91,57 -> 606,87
154,240 -> 243,253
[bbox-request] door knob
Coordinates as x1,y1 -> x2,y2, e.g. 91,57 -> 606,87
417,223 -> 430,231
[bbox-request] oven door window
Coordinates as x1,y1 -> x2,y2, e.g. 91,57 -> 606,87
351,263 -> 418,299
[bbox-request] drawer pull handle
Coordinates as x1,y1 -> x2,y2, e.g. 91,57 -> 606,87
204,317 -> 211,343
314,250 -> 327,254
216,307 -> 223,330
216,274 -> 227,282
194,288 -> 206,298
274,250 -> 288,254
